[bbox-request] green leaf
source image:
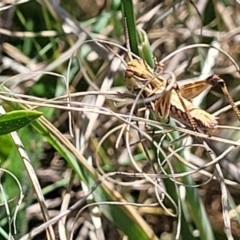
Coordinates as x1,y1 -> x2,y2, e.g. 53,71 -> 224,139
0,110 -> 42,135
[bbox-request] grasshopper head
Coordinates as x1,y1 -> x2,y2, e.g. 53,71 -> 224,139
125,59 -> 153,93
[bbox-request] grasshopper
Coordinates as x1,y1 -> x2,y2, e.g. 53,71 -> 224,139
124,51 -> 240,131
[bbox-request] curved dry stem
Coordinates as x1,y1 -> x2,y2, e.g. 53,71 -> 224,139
161,43 -> 240,75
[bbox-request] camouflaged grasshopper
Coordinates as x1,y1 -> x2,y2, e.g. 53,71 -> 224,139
124,38 -> 240,131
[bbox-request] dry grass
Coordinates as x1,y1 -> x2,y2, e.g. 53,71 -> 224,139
1,1 -> 240,240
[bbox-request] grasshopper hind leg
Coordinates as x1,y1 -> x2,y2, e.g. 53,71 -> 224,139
173,83 -> 199,131
207,75 -> 240,121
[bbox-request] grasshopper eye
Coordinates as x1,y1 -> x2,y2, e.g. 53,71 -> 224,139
125,67 -> 134,78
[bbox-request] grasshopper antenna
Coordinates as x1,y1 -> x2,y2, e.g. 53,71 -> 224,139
124,17 -> 133,61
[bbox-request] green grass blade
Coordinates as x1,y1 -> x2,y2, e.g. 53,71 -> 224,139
137,28 -> 154,67
121,0 -> 139,56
